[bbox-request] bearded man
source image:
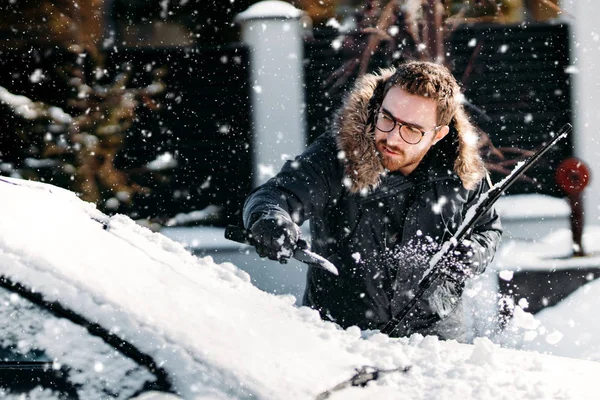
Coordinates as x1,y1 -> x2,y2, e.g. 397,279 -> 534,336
242,61 -> 502,341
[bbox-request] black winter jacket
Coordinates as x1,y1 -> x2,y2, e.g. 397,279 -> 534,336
244,133 -> 502,339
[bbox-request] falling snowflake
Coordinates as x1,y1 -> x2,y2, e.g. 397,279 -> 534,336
499,270 -> 514,281
326,18 -> 341,30
565,65 -> 580,74
258,164 -> 276,179
29,69 -> 45,83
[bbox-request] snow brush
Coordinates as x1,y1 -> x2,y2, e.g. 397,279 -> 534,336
380,123 -> 572,336
225,226 -> 339,276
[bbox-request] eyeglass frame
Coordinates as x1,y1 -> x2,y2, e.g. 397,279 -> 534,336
375,108 -> 442,145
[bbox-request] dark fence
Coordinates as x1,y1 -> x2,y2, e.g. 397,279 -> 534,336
304,22 -> 573,196
450,23 -> 572,195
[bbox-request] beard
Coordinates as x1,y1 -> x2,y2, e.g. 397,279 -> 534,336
376,139 -> 407,171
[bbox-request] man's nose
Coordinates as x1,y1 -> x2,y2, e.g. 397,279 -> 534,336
386,127 -> 404,146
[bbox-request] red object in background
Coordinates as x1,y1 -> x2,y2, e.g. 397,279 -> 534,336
556,157 -> 591,257
556,157 -> 591,195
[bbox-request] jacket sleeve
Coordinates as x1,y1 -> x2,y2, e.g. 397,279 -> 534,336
243,133 -> 344,228
463,176 -> 503,276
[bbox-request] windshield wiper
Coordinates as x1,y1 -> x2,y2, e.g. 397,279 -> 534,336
316,365 -> 411,399
0,276 -> 173,393
0,361 -> 53,370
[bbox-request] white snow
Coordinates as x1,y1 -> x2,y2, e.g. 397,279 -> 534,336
235,1 -> 303,22
258,163 -> 276,179
512,306 -> 541,331
501,271 -> 600,363
157,226 -> 235,250
29,68 -> 45,83
165,205 -> 222,227
565,65 -> 580,74
0,86 -> 40,119
496,227 -> 600,271
0,85 -> 72,123
146,152 -> 178,171
498,270 -> 514,281
1,177 -> 600,399
495,194 -> 569,219
0,86 -> 34,107
331,39 -> 343,50
326,18 -> 341,30
49,106 -> 73,124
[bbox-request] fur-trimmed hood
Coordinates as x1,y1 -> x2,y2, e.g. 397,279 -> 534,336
334,68 -> 485,193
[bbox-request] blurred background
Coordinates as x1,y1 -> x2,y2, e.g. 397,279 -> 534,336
0,0 -> 575,227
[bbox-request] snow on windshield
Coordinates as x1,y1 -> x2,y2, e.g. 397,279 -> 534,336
0,177 -> 599,399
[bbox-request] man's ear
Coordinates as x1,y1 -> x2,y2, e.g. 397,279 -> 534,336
433,125 -> 450,144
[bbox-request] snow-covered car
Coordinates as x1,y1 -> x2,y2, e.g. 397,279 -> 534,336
1,176 -> 599,399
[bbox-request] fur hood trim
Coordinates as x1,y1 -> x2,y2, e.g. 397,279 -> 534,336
334,68 -> 484,193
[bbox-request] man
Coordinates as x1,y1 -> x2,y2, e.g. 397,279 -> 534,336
243,61 -> 502,341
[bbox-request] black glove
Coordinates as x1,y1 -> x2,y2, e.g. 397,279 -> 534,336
440,240 -> 478,284
248,211 -> 307,263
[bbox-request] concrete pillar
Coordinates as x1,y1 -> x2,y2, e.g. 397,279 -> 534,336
236,1 -> 308,187
560,0 -> 600,225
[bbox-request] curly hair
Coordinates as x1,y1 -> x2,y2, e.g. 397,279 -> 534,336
384,61 -> 461,125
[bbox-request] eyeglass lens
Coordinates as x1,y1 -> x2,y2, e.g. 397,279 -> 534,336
376,113 -> 423,144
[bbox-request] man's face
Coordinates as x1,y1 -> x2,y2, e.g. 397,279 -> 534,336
374,86 -> 449,175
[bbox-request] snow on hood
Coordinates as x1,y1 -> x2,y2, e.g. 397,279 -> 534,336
488,217 -> 600,362
0,176 -> 599,399
496,226 -> 600,271
528,279 -> 600,361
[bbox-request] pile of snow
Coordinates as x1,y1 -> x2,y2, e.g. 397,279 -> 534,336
495,227 -> 600,271
495,194 -> 570,220
498,275 -> 600,363
527,280 -> 600,360
1,177 -> 599,399
490,220 -> 600,364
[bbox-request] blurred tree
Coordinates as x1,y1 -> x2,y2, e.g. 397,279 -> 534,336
447,0 -> 524,23
291,0 -> 340,24
111,0 -> 256,46
525,0 -> 560,21
1,0 -> 105,57
0,0 -> 168,212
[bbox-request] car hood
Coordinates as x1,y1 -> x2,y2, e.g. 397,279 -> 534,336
0,176 -> 598,400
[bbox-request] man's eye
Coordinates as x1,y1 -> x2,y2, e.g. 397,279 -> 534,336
383,114 -> 393,121
406,126 -> 422,135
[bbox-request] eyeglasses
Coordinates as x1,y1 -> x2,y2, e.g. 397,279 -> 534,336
376,111 -> 441,145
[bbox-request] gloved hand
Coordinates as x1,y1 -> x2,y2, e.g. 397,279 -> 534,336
440,240 -> 479,284
248,211 -> 307,264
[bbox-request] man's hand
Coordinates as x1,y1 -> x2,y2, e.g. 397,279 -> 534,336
441,240 -> 479,284
248,211 -> 307,264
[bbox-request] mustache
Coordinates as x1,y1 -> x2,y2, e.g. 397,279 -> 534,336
376,139 -> 402,154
